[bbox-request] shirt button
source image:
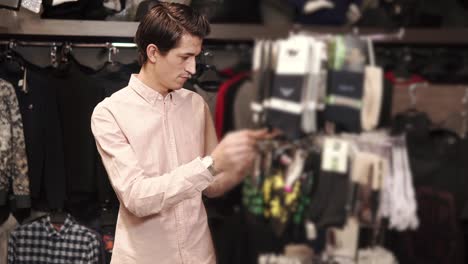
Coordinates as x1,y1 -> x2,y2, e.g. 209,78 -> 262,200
28,104 -> 34,110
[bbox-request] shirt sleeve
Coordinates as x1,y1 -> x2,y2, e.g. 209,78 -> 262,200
0,80 -> 30,208
87,233 -> 101,264
7,82 -> 31,209
7,232 -> 16,264
91,104 -> 214,218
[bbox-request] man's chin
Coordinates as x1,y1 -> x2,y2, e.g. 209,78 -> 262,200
174,81 -> 188,89
168,86 -> 183,92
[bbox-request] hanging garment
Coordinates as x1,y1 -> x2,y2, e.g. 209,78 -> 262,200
0,214 -> 18,264
41,0 -> 108,20
261,0 -> 295,26
250,40 -> 268,128
191,0 -> 262,23
9,61 -> 67,212
358,246 -> 398,264
289,0 -> 362,25
214,72 -> 249,139
266,36 -> 313,139
361,66 -> 383,131
386,187 -> 465,264
323,70 -> 364,133
341,132 -> 393,222
0,78 -> 30,214
262,172 -> 302,236
306,168 -> 350,229
350,152 -> 384,226
233,80 -> 256,130
241,148 -> 321,263
48,58 -> 111,222
221,75 -> 249,135
394,113 -> 468,220
8,214 -> 101,264
460,138 -> 468,221
378,79 -> 394,128
344,132 -> 419,231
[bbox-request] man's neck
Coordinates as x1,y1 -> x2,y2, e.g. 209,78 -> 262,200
138,66 -> 170,97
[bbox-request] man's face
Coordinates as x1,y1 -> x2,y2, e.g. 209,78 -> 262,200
153,34 -> 202,91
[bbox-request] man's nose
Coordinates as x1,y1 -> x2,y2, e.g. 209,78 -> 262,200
185,57 -> 196,75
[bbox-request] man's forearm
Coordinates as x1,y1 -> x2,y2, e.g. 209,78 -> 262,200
203,171 -> 244,198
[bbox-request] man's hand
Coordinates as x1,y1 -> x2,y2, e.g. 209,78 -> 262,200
211,129 -> 270,174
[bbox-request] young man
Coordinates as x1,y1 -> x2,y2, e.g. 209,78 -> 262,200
91,2 -> 268,264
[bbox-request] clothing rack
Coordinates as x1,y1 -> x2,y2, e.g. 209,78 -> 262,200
0,40 -> 137,49
0,40 -> 137,66
293,26 -> 405,42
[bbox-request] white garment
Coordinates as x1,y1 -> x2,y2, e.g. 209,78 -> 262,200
21,0 -> 42,13
341,132 -> 419,231
304,0 -> 334,14
361,66 -> 383,131
358,246 -> 398,264
103,0 -> 121,11
52,0 -> 78,6
389,136 -> 418,231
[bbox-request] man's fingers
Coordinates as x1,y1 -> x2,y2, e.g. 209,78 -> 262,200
247,129 -> 270,139
267,129 -> 282,138
247,128 -> 283,139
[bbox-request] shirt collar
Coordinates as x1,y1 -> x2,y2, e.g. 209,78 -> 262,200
129,74 -> 178,106
42,214 -> 74,237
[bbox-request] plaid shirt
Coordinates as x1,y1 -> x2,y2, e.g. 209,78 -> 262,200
8,214 -> 100,264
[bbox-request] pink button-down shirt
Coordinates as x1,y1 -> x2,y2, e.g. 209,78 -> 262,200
91,75 -> 218,264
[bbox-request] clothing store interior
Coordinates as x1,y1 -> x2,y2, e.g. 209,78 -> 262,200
2,0 -> 468,263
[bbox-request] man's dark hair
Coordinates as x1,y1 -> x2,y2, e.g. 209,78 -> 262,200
134,2 -> 210,65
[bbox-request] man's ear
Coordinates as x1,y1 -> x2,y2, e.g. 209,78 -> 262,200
146,44 -> 159,63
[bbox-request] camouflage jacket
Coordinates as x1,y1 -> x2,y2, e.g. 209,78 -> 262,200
0,78 -> 30,209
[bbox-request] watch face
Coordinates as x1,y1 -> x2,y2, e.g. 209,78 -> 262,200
207,156 -> 214,166
202,156 -> 214,169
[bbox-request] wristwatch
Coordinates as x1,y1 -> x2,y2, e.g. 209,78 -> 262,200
202,156 -> 219,176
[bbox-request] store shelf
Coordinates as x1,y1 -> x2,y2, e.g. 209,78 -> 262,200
2,7 -> 468,45
0,8 -> 289,42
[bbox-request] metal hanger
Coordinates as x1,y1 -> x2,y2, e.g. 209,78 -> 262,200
100,42 -> 122,73
60,42 -> 72,64
408,82 -> 428,109
50,43 -> 58,68
438,87 -> 468,139
107,43 -> 119,64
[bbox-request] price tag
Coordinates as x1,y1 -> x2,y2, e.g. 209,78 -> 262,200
321,137 -> 349,173
305,221 -> 317,240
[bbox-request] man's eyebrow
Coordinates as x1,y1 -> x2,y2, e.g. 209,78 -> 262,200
180,52 -> 198,56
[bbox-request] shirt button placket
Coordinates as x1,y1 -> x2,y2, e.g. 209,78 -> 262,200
166,97 -> 178,167
164,96 -> 186,263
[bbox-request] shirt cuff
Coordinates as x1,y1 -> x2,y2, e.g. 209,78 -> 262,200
186,157 -> 215,191
201,156 -> 212,169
